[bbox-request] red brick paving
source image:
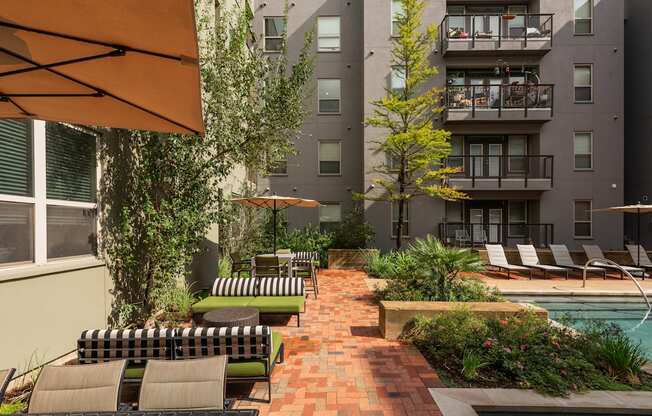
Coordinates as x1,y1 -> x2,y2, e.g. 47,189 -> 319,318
231,269 -> 443,415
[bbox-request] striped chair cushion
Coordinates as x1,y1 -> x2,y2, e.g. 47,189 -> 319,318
211,277 -> 258,296
258,277 -> 304,296
174,326 -> 272,360
78,329 -> 174,364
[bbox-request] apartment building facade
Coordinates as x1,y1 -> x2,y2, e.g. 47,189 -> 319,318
255,0 -> 625,252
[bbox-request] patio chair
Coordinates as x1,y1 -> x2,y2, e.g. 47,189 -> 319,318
138,356 -> 227,411
516,244 -> 569,279
627,245 -> 652,278
549,244 -> 607,279
292,255 -> 318,299
0,368 -> 15,404
229,252 -> 252,278
454,229 -> 471,247
28,360 -> 126,414
295,251 -> 320,290
485,244 -> 532,279
254,255 -> 284,278
582,245 -> 646,279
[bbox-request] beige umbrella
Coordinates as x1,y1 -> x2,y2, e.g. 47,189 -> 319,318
593,203 -> 652,266
0,0 -> 203,135
231,195 -> 320,252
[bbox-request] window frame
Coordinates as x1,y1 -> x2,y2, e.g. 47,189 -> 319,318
390,66 -> 406,95
573,131 -> 593,171
319,202 -> 342,232
507,135 -> 528,173
267,156 -> 288,176
263,16 -> 286,53
317,16 -> 341,52
390,200 -> 410,238
507,200 -> 528,238
0,120 -> 100,271
574,64 -> 593,103
318,140 -> 342,176
317,79 -> 342,115
391,0 -> 404,37
573,199 -> 593,239
574,0 -> 593,36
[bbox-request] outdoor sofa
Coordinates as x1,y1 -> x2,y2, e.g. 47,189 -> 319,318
77,326 -> 283,402
192,277 -> 306,327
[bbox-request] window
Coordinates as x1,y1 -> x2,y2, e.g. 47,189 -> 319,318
319,203 -> 341,232
391,66 -> 406,94
0,120 -> 99,268
391,0 -> 404,36
319,141 -> 341,175
574,200 -> 592,238
574,132 -> 593,170
574,0 -> 593,35
391,201 -> 409,237
446,5 -> 466,35
317,16 -> 340,52
448,136 -> 464,170
508,136 -> 527,172
508,201 -> 527,237
574,65 -> 592,102
318,79 -> 341,113
264,17 -> 285,52
268,159 -> 288,175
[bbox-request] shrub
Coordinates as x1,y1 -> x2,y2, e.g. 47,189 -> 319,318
0,401 -> 27,415
218,256 -> 232,278
277,225 -> 334,268
594,334 -> 648,384
405,308 -> 646,396
331,205 -> 375,249
364,251 -> 397,278
151,281 -> 197,326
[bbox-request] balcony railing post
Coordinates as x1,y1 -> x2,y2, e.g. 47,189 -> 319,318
472,15 -> 476,49
550,85 -> 554,118
524,14 -> 528,48
472,85 -> 476,118
498,15 -> 502,49
524,81 -> 529,118
498,85 -> 502,118
471,155 -> 476,187
550,15 -> 553,47
525,155 -> 529,188
498,156 -> 502,188
550,155 -> 554,188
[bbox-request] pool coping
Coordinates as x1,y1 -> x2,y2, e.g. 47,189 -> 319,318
430,388 -> 652,415
499,289 -> 652,297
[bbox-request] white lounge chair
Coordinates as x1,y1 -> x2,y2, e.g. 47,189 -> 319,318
516,244 -> 569,279
626,245 -> 652,279
485,244 -> 532,279
583,245 -> 646,279
549,244 -> 607,279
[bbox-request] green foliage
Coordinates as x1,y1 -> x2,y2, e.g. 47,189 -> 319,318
331,205 -> 376,249
100,3 -> 313,327
151,281 -> 197,326
406,308 -> 650,396
594,334 -> 648,383
354,0 -> 466,250
277,224 -> 334,268
218,256 -> 232,279
364,250 -> 420,279
0,401 -> 26,415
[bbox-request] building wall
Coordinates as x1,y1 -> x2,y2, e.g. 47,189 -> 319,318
253,0 -> 365,228
0,260 -> 110,374
624,0 -> 652,246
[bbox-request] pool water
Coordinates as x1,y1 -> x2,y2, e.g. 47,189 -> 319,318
480,413 -> 650,416
506,296 -> 652,357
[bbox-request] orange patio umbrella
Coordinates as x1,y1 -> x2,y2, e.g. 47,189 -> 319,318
0,0 -> 204,135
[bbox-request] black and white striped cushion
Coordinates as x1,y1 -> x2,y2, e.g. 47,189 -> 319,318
174,326 -> 272,360
77,328 -> 174,364
258,277 -> 305,296
211,277 -> 258,296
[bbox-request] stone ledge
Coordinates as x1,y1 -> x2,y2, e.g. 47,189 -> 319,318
328,249 -> 378,270
379,300 -> 548,339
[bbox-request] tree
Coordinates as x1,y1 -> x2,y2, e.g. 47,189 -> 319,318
99,2 -> 314,326
356,0 -> 465,250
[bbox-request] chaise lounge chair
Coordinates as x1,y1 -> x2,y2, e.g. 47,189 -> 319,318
583,245 -> 646,278
549,244 -> 607,279
516,244 -> 569,279
626,245 -> 652,279
485,244 -> 532,279
0,368 -> 15,404
28,360 -> 127,414
138,356 -> 227,411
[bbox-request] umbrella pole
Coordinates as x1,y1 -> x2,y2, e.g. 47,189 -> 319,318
273,200 -> 277,253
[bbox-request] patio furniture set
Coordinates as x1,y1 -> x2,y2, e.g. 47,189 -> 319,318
486,243 -> 651,280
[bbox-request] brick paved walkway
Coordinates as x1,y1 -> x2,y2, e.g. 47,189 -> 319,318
231,269 -> 443,416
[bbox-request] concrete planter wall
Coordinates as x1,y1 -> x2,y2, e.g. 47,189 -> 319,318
379,300 -> 548,340
328,249 -> 379,269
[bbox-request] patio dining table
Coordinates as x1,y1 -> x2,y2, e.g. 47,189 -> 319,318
253,253 -> 295,277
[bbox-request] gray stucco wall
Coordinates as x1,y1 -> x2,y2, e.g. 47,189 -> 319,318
624,0 -> 652,246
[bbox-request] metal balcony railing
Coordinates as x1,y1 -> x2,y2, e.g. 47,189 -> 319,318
445,84 -> 554,118
443,155 -> 554,188
438,222 -> 554,248
440,13 -> 554,50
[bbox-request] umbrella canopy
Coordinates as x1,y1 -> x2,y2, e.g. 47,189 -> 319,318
592,203 -> 652,266
231,196 -> 320,252
0,0 -> 204,135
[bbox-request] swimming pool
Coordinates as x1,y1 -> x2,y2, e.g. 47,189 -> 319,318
506,296 -> 652,357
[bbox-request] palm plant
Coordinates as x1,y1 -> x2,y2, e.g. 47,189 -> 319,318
408,235 -> 484,300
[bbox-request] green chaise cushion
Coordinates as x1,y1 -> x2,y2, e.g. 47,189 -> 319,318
191,296 -> 256,314
123,332 -> 284,379
248,296 -> 304,313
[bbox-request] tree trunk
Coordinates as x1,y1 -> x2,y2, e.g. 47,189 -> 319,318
396,198 -> 404,250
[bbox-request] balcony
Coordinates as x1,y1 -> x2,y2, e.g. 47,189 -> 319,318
443,155 -> 554,191
438,222 -> 554,248
443,84 -> 554,123
440,14 -> 553,56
